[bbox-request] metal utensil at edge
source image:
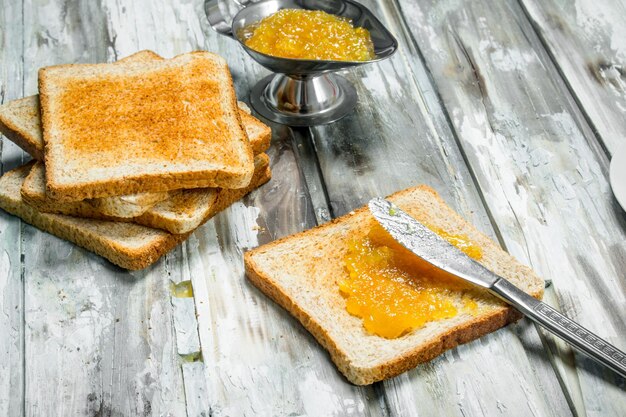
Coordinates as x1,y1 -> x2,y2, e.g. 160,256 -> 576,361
368,197 -> 626,379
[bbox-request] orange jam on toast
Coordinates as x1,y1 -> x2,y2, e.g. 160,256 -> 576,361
340,221 -> 483,339
241,9 -> 375,61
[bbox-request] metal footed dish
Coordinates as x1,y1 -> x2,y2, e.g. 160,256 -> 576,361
205,0 -> 398,125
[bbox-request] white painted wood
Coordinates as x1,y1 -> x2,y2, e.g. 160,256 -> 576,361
2,0 -> 621,415
19,1 -> 187,415
304,0 -> 573,415
182,2 -> 390,415
100,1 -> 379,415
99,2 -> 217,415
22,253 -> 187,416
521,0 -> 626,155
396,0 -> 626,415
181,362 -> 210,417
0,1 -> 26,416
171,297 -> 201,357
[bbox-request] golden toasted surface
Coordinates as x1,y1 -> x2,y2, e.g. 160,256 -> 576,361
51,58 -> 242,165
40,52 -> 255,200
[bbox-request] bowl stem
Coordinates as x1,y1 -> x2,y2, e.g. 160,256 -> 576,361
250,73 -> 358,126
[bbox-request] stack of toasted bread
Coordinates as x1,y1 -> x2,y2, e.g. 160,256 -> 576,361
0,51 -> 272,270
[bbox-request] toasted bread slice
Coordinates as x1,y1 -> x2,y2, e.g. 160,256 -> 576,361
134,153 -> 271,234
83,108 -> 269,218
0,94 -> 268,163
0,64 -> 270,164
19,94 -> 270,221
39,51 -> 255,201
0,163 -> 189,270
244,186 -> 544,385
22,154 -> 270,233
238,111 -> 271,155
0,51 -> 172,217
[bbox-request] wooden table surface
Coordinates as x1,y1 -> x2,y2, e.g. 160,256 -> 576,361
1,0 -> 625,416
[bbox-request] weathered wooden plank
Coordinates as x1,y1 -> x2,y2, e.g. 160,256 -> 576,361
395,0 -> 626,415
290,128 -> 333,225
22,254 -> 188,416
181,362 -> 211,417
0,1 -> 25,416
98,3 -> 215,415
146,2 -> 392,415
168,242 -> 209,417
303,0 -> 574,415
187,132 -> 387,416
521,0 -> 626,154
102,0 -> 380,415
7,0 -> 613,415
20,1 -> 187,415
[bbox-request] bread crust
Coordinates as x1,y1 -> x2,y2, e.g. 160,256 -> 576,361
0,100 -> 45,160
0,163 -> 189,270
134,154 -> 271,233
22,154 -> 270,233
42,167 -> 255,201
244,185 -> 543,385
241,112 -> 272,155
6,160 -> 268,269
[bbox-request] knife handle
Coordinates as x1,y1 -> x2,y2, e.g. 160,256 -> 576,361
490,278 -> 626,379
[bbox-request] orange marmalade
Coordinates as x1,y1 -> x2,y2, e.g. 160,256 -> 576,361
340,221 -> 484,339
241,9 -> 375,61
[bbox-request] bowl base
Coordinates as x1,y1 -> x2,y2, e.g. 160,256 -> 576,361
250,73 -> 357,126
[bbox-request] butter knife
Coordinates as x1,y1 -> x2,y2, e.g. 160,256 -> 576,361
368,197 -> 626,378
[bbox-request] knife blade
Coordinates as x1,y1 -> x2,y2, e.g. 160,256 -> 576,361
368,197 -> 626,379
